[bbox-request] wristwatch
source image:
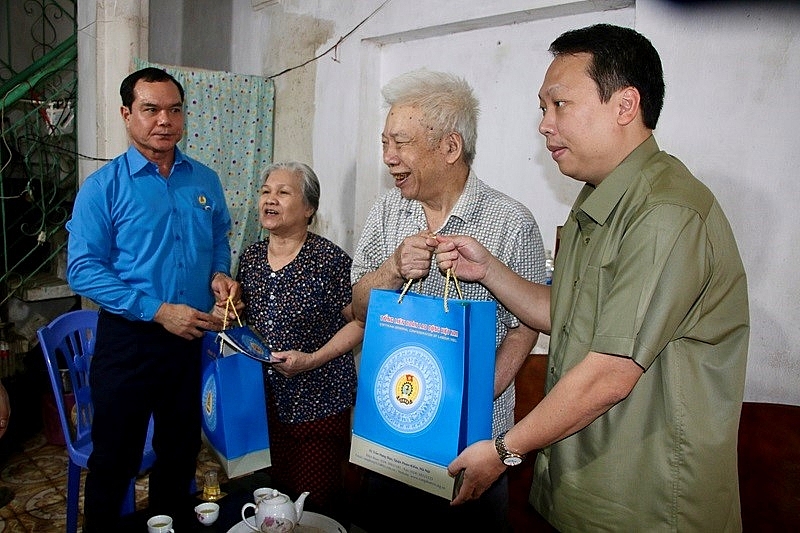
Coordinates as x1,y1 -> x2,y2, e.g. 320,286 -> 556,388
494,431 -> 525,466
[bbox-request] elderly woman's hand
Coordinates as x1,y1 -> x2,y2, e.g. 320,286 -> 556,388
269,350 -> 320,378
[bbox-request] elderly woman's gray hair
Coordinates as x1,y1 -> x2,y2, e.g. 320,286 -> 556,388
261,161 -> 320,225
381,69 -> 479,167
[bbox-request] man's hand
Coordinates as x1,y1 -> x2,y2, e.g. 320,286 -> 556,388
211,273 -> 242,307
447,439 -> 506,505
353,231 -> 437,321
211,273 -> 244,323
432,235 -> 492,282
154,303 -> 223,339
392,231 -> 437,282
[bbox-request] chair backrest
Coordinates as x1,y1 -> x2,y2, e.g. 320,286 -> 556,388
37,310 -> 98,453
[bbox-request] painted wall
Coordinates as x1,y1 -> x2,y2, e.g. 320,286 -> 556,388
150,0 -> 800,405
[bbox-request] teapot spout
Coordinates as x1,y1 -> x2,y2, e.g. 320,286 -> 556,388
294,491 -> 310,519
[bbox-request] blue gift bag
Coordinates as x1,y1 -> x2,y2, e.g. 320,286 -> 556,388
350,288 -> 496,499
200,332 -> 271,478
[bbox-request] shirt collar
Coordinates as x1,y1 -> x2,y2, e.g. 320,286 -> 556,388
125,145 -> 190,177
401,169 -> 477,230
572,135 -> 660,227
447,169 -> 480,223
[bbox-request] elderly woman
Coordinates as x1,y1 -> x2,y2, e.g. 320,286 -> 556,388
236,161 -> 362,523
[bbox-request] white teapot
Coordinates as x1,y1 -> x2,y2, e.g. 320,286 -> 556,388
241,488 -> 309,533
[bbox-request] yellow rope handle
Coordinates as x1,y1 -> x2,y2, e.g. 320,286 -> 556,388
217,297 -> 243,356
398,268 -> 463,311
222,296 -> 243,330
396,233 -> 462,310
443,268 -> 463,312
397,277 -> 415,304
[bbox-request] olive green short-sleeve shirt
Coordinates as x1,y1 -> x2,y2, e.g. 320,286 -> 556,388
531,136 -> 749,532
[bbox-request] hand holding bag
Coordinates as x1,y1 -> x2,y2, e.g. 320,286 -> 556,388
200,298 -> 271,478
350,273 -> 496,499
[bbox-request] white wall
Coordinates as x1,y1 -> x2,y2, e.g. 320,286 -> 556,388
224,0 -> 800,405
78,0 -> 149,182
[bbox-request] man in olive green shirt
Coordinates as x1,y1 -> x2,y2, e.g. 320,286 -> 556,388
432,24 -> 748,531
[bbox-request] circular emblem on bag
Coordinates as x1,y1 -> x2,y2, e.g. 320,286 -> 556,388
202,374 -> 218,431
375,344 -> 442,434
241,332 -> 268,360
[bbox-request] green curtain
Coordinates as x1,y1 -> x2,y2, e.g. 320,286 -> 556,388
134,59 -> 274,274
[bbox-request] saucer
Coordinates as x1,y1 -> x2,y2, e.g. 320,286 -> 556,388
226,512 -> 346,533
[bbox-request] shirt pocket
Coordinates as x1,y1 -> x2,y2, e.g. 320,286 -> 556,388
566,263 -> 602,348
187,192 -> 215,253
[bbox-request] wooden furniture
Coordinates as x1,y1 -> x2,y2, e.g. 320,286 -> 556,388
738,401 -> 800,529
508,354 -> 554,531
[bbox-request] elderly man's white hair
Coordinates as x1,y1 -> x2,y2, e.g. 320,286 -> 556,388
382,69 -> 479,167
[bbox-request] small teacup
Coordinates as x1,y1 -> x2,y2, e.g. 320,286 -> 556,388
147,514 -> 174,533
195,501 -> 220,526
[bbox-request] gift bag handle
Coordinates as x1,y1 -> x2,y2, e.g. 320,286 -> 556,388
217,297 -> 244,356
398,268 -> 463,312
221,296 -> 243,330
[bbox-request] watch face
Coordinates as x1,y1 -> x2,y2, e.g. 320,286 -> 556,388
503,455 -> 523,467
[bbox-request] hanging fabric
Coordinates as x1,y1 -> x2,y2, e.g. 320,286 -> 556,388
134,59 -> 275,274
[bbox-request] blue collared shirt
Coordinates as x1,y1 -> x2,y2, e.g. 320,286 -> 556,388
66,146 -> 232,321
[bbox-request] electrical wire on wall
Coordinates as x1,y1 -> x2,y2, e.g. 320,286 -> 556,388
6,0 -> 394,169
266,0 -> 391,79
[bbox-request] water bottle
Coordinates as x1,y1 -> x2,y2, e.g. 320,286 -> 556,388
544,249 -> 554,286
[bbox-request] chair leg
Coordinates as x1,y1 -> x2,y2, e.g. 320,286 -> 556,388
66,460 -> 81,533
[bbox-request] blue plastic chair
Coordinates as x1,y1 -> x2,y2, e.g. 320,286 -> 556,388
37,309 -> 156,533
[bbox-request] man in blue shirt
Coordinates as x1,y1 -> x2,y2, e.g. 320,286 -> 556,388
66,67 -> 240,531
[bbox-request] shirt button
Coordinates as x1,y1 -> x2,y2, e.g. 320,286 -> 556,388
270,294 -> 275,300
584,237 -> 590,245
573,278 -> 579,288
270,272 -> 277,278
550,366 -> 555,374
267,368 -> 273,375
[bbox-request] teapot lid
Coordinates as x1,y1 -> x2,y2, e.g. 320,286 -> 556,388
264,489 -> 288,502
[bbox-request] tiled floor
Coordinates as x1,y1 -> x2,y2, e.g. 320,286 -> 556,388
3,357 -> 792,532
0,354 -> 550,532
0,431 -> 226,532
0,430 -> 550,533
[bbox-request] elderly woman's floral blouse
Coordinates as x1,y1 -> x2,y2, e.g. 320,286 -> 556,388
237,232 -> 357,423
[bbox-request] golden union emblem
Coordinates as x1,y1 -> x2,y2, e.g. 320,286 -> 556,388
394,373 -> 420,406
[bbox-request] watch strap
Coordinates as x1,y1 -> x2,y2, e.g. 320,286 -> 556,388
495,431 -> 525,466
